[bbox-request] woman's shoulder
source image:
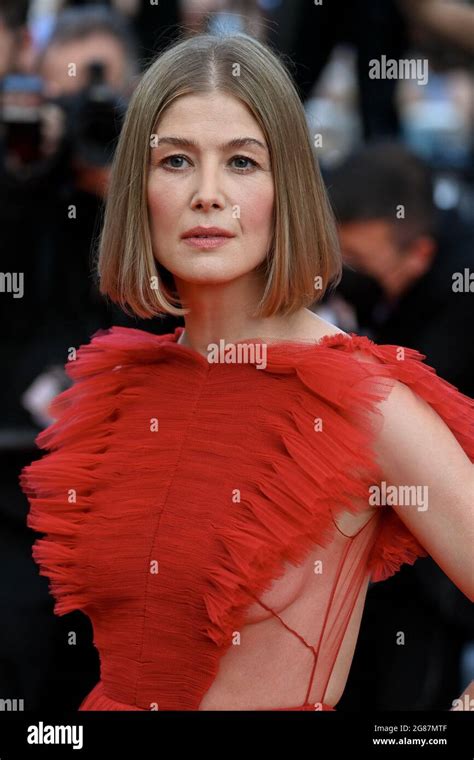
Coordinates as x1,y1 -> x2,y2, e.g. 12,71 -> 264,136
61,325 -> 179,383
279,311 -> 474,458
286,311 -> 377,361
290,311 -> 348,343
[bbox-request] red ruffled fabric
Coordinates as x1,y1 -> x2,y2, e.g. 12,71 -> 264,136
78,680 -> 336,711
314,333 -> 474,581
20,326 -> 474,710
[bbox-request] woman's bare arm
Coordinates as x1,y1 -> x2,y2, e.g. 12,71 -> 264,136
373,380 -> 474,601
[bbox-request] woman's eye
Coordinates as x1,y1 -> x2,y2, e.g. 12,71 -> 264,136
230,155 -> 258,172
160,154 -> 190,170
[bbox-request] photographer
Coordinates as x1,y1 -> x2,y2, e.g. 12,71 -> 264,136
0,3 -> 140,710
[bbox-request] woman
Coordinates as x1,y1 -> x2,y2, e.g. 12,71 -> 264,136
20,32 -> 474,711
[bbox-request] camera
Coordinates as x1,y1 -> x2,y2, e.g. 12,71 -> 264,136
0,61 -> 127,177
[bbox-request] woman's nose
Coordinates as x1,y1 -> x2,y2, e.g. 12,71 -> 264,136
191,167 -> 225,210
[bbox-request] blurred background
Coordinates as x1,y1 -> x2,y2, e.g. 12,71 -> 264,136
0,0 -> 473,712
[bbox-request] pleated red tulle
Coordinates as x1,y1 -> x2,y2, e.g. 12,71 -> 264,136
78,680 -> 336,711
20,326 -> 474,711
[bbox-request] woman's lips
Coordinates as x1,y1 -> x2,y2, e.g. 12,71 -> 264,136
182,236 -> 235,249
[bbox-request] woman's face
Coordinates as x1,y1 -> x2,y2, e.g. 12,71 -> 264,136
147,91 -> 274,287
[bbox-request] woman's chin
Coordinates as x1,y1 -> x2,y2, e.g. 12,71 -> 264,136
175,273 -> 241,287
169,266 -> 255,287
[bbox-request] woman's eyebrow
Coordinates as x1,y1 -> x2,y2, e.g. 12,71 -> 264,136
155,136 -> 268,152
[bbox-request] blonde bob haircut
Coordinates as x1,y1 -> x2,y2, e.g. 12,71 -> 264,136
98,32 -> 342,318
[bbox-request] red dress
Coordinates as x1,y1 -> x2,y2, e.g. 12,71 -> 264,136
20,326 -> 474,711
